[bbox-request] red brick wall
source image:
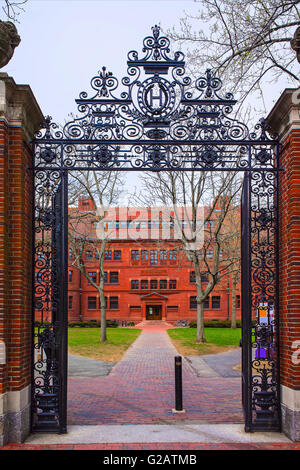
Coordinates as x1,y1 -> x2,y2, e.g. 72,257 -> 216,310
0,122 -> 33,395
0,120 -> 9,396
67,240 -> 241,324
279,129 -> 300,391
63,201 -> 242,325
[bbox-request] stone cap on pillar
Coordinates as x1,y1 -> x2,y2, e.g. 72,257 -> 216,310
0,72 -> 44,143
266,88 -> 300,141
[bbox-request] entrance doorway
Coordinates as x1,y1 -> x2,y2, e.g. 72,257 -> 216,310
146,305 -> 162,320
31,25 -> 281,434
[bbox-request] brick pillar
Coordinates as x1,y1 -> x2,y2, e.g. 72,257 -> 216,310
0,73 -> 43,445
267,88 -> 300,441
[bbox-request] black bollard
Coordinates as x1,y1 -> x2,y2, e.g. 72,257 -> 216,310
174,355 -> 183,411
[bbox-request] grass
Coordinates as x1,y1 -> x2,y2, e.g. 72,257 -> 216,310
167,327 -> 242,356
68,327 -> 141,362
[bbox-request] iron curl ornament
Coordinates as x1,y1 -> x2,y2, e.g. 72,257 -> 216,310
31,25 -> 281,434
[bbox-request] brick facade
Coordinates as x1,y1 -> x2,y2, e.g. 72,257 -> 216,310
0,74 -> 43,445
278,128 -> 300,391
66,198 -> 241,325
267,89 -> 300,441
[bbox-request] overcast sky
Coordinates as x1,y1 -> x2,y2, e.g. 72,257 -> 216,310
4,0 -> 196,124
3,0 -> 289,123
2,0 -> 293,201
2,0 -> 199,197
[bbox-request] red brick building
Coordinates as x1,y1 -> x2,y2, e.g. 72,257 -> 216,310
67,198 -> 241,324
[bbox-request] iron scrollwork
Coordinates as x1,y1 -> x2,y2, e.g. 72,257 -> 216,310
248,169 -> 280,429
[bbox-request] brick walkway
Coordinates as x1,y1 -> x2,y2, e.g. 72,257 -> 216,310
67,323 -> 243,425
2,324 -> 297,450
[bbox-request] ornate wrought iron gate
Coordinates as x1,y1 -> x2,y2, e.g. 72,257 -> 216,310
31,25 -> 281,433
32,175 -> 68,432
241,171 -> 280,431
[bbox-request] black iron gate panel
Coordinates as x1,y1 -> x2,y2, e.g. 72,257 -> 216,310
248,169 -> 281,430
241,170 -> 281,431
241,173 -> 251,429
31,25 -> 281,433
32,173 -> 68,433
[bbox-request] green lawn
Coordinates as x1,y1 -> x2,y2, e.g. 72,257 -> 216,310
68,327 -> 141,362
167,327 -> 242,356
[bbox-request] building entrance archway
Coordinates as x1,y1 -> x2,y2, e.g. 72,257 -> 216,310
32,25 -> 281,434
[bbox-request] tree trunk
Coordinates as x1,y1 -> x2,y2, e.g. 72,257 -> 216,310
99,277 -> 107,343
193,254 -> 206,343
231,274 -> 237,329
196,300 -> 206,343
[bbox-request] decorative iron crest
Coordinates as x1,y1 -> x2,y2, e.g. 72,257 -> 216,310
33,25 -> 278,172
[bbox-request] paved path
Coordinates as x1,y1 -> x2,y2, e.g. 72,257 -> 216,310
13,423 -> 293,446
186,349 -> 241,378
3,325 -> 293,449
68,354 -> 115,377
67,324 -> 243,425
201,349 -> 241,377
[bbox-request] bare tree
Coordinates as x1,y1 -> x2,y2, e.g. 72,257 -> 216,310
2,0 -> 27,22
134,169 -> 242,343
168,0 -> 300,113
217,200 -> 241,328
68,170 -> 124,343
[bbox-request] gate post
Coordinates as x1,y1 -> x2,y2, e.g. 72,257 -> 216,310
0,74 -> 43,445
267,88 -> 300,441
